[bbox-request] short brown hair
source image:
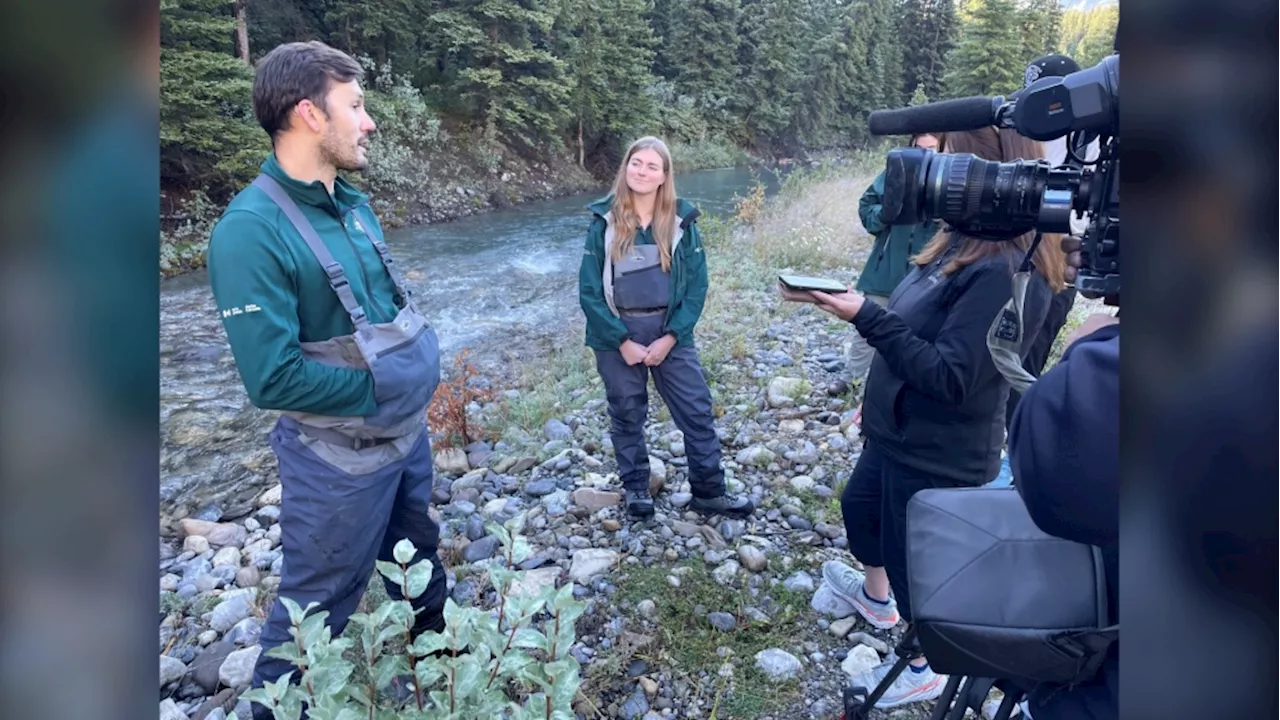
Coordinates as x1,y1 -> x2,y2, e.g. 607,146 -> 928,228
252,41 -> 363,140
912,126 -> 1067,292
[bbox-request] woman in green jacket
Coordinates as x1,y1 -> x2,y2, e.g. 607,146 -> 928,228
578,136 -> 755,520
846,132 -> 946,387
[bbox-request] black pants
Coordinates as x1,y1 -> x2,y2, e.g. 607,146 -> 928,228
594,313 -> 726,498
251,419 -> 448,698
841,440 -> 965,623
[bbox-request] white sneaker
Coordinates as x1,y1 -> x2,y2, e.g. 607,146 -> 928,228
822,561 -> 900,629
854,658 -> 947,709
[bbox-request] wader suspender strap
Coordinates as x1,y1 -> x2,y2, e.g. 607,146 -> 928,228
357,209 -> 413,308
252,174 -> 372,332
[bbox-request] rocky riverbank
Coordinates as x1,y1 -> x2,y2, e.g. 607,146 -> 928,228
158,164 -> 1090,719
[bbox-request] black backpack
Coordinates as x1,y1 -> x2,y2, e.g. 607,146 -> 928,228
905,486 -> 1117,688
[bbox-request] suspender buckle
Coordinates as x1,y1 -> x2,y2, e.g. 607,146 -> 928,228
323,262 -> 349,288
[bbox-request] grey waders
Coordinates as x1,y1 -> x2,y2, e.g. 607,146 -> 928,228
246,176 -> 449,718
597,243 -> 753,519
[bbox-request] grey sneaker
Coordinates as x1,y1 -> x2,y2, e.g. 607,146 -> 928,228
855,657 -> 947,709
822,561 -> 901,630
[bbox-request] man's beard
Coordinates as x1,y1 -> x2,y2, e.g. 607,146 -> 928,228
320,131 -> 366,173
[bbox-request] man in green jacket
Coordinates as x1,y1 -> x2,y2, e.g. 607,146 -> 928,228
847,133 -> 944,387
206,41 -> 447,718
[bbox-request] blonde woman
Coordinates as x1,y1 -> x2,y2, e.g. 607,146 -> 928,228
578,137 -> 754,519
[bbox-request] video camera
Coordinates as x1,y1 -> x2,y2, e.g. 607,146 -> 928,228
867,53 -> 1119,301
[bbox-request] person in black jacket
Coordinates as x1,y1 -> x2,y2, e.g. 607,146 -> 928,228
781,126 -> 1066,709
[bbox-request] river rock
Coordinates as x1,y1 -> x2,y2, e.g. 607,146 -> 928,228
788,475 -> 816,492
509,566 -> 561,598
509,457 -> 539,474
737,545 -> 767,572
435,448 -> 470,475
707,612 -> 736,632
755,648 -> 802,680
209,593 -> 255,633
735,445 -> 775,467
179,520 -> 246,548
160,654 -> 188,687
159,699 -> 187,720
461,535 -> 500,563
572,488 -> 621,511
256,484 -> 282,507
190,641 -> 236,694
218,645 -> 261,688
649,457 -> 667,493
783,571 -> 815,592
525,479 -> 556,497
544,418 -> 573,441
841,644 -> 882,679
766,377 -> 805,408
210,547 -> 241,568
182,535 -> 210,555
779,419 -> 805,434
568,548 -> 619,584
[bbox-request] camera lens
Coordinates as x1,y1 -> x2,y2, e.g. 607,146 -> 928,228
883,147 -> 1057,240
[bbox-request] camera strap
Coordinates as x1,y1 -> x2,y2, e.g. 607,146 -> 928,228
986,234 -> 1043,394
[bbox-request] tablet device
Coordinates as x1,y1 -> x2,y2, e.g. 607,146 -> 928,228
778,274 -> 849,293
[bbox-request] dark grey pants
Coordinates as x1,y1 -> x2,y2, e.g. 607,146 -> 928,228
251,418 -> 448,692
595,313 -> 726,498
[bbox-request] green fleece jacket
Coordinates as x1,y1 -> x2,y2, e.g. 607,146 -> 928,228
207,153 -> 402,416
856,170 -> 940,297
578,194 -> 708,351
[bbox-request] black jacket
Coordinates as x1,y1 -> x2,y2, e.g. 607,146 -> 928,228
853,239 -> 1051,485
1009,323 -> 1119,719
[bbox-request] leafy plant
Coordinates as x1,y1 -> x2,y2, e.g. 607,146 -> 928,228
235,522 -> 587,720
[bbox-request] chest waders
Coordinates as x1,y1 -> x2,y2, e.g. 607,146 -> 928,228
245,176 -> 449,709
594,233 -> 729,502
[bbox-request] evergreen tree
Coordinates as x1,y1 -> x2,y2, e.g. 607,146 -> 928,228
799,0 -> 872,147
1070,3 -> 1118,68
424,0 -> 572,151
556,0 -> 659,167
161,0 -> 269,200
862,0 -> 907,112
667,0 -> 742,136
941,0 -> 1024,97
900,0 -> 959,101
734,0 -> 805,149
1017,0 -> 1063,67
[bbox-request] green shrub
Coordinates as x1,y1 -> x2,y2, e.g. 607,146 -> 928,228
234,523 -> 587,720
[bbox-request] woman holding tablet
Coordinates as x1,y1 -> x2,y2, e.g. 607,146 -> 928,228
781,126 -> 1065,709
578,136 -> 755,520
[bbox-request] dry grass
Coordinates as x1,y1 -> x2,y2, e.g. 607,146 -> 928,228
739,164 -> 880,275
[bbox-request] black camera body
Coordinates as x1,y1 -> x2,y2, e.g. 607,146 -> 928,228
871,54 -> 1119,300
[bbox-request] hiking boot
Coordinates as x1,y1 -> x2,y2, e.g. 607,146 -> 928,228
625,489 -> 655,518
689,493 -> 755,518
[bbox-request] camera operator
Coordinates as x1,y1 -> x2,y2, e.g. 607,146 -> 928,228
781,126 -> 1065,709
1008,235 -> 1118,719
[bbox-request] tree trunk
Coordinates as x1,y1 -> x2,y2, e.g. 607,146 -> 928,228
577,116 -> 585,168
234,0 -> 250,63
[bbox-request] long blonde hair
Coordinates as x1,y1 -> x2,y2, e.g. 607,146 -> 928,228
609,136 -> 678,272
912,126 -> 1067,292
